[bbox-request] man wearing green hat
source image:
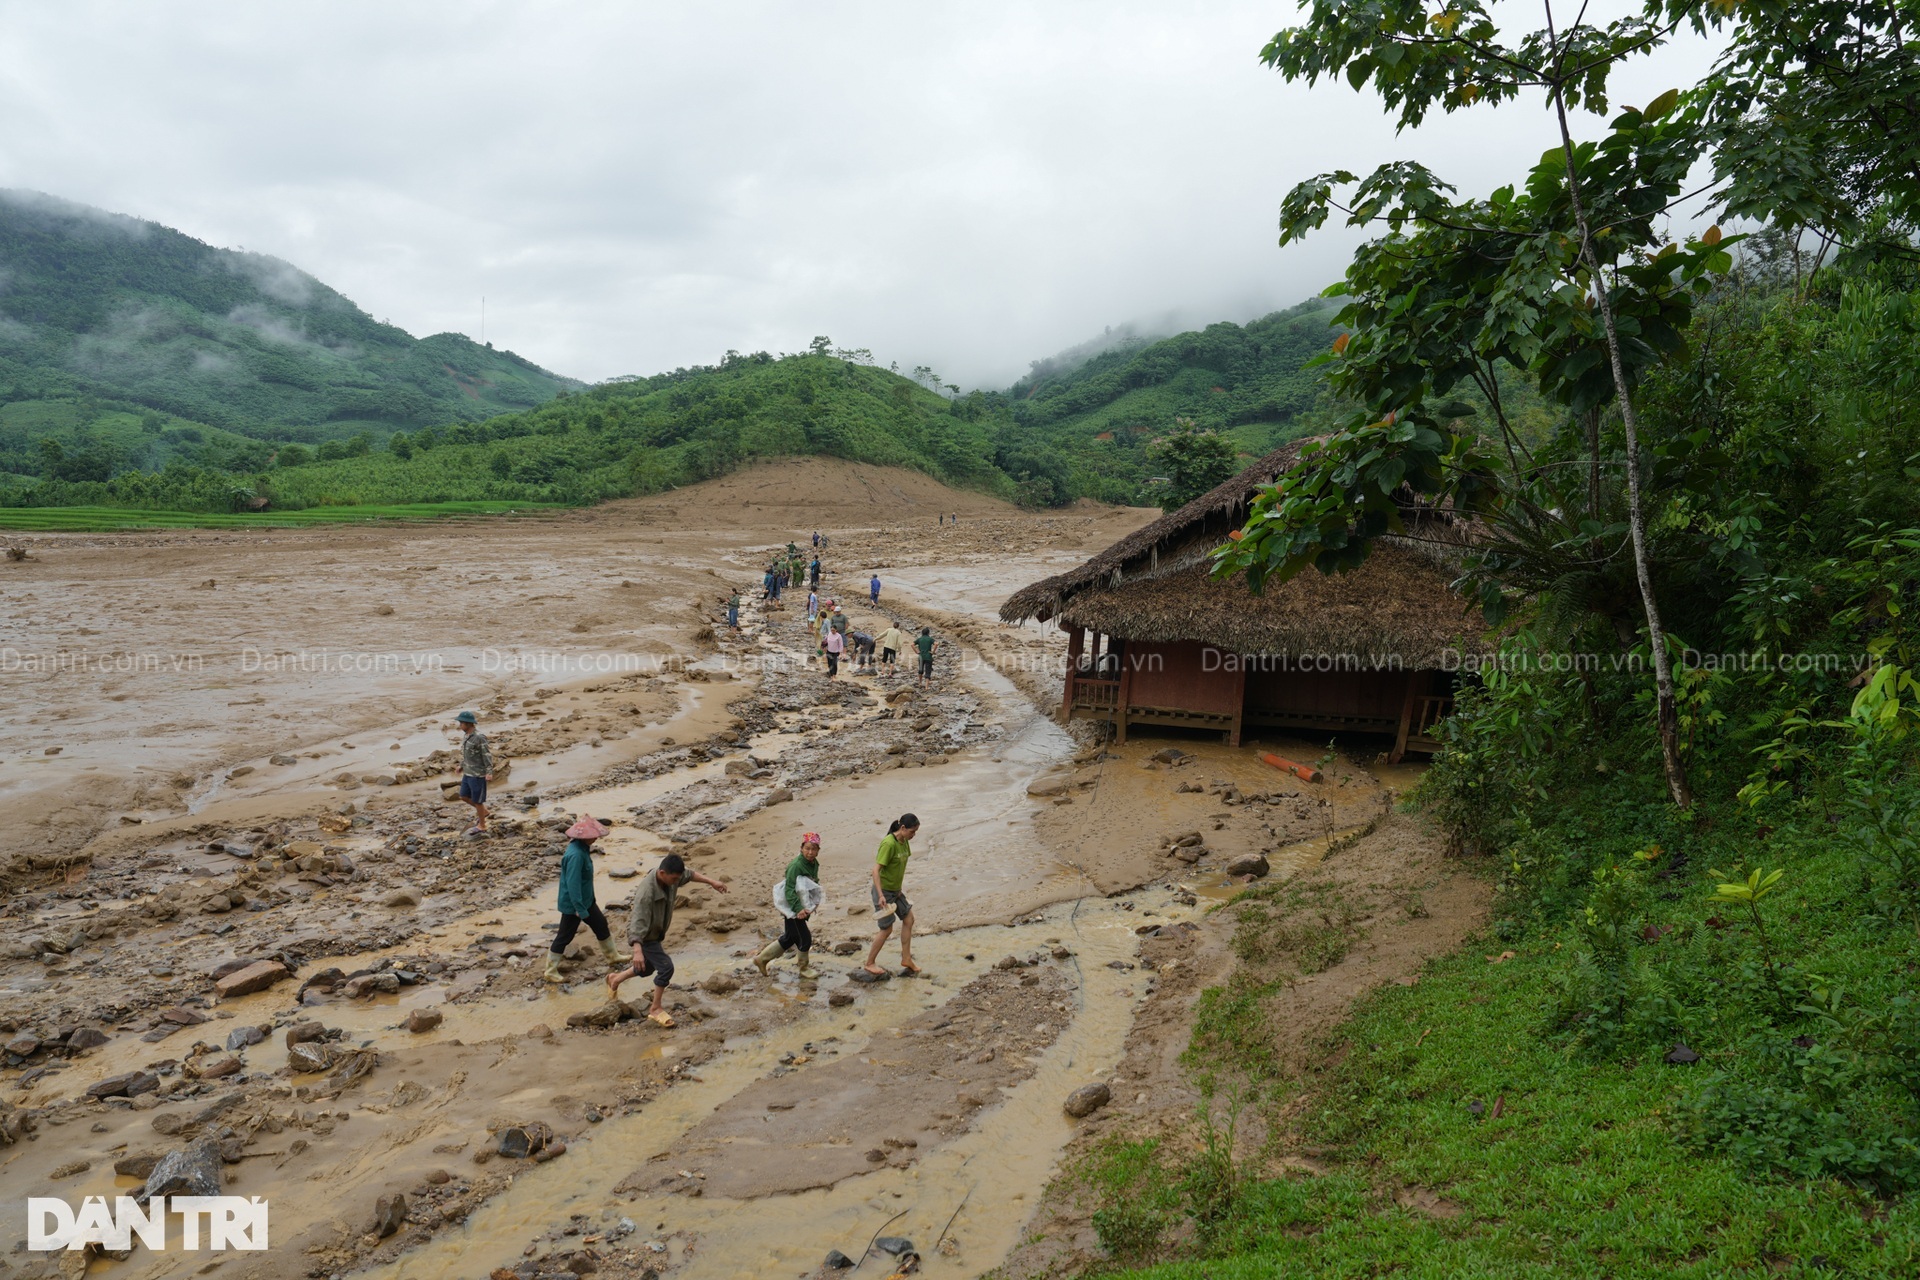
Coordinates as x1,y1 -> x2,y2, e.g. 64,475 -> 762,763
455,711 -> 492,835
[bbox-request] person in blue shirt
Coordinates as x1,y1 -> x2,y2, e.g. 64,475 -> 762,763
869,573 -> 881,605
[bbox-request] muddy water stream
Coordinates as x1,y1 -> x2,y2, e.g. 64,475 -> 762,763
361,893 -> 1178,1279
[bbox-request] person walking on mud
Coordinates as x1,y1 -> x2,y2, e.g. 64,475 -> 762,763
455,710 -> 492,835
869,572 -> 881,606
755,832 -> 824,976
607,852 -> 729,1027
875,621 -> 907,677
865,814 -> 921,976
914,627 -> 937,685
546,817 -> 623,982
809,556 -> 821,590
726,590 -> 741,632
823,623 -> 845,678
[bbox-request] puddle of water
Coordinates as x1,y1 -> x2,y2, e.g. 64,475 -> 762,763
359,892 -> 1180,1279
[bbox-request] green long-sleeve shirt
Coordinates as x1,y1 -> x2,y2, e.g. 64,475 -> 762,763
557,839 -> 596,915
781,853 -> 818,914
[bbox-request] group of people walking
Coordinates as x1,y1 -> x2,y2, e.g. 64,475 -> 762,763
539,811 -> 926,1025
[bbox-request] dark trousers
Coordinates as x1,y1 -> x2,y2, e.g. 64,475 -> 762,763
780,915 -> 813,953
628,939 -> 674,988
826,651 -> 840,676
551,905 -> 609,954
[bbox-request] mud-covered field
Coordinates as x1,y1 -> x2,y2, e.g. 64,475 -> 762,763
1,459 -> 1479,1279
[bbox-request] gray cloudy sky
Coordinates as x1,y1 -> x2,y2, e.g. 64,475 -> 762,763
0,2 -> 1719,388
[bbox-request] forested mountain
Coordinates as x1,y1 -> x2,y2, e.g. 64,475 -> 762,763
0,188 -> 1349,517
0,190 -> 577,440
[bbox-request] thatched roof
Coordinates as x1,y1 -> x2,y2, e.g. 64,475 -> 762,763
1041,546 -> 1477,667
1003,438 -> 1317,624
1001,437 -> 1479,663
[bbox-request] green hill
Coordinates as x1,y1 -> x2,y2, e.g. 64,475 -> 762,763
996,299 -> 1341,500
0,192 -> 1343,520
0,189 -> 578,442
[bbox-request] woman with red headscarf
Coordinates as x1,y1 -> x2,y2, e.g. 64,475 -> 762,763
756,832 -> 824,976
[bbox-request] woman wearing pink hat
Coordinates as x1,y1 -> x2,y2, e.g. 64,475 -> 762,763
545,815 -> 622,983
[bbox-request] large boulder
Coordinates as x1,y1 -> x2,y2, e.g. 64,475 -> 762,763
1064,1082 -> 1112,1119
139,1136 -> 223,1204
214,960 -> 290,999
1225,852 -> 1271,878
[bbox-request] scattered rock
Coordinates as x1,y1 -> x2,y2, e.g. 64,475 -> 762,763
532,1138 -> 568,1163
827,990 -> 854,1008
344,973 -> 402,998
383,888 -> 421,908
404,1009 -> 444,1034
160,1005 -> 208,1026
1025,778 -> 1069,798
214,959 -> 291,999
994,955 -> 1023,970
49,1159 -> 90,1179
87,1071 -> 158,1099
1064,1082 -> 1112,1118
1224,852 -> 1271,878
284,1020 -> 329,1047
848,968 -> 890,984
270,754 -> 297,766
288,1042 -> 335,1073
497,1122 -> 554,1159
699,972 -> 741,996
764,788 -> 793,806
225,1025 -> 265,1051
114,1152 -> 163,1178
141,1136 -> 224,1203
823,1249 -> 855,1269
66,1027 -> 110,1051
370,1192 -> 407,1239
1665,1043 -> 1701,1065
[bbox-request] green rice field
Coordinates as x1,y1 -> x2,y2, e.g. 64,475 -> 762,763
0,501 -> 569,532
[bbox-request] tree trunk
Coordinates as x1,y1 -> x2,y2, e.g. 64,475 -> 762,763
1551,91 -> 1693,809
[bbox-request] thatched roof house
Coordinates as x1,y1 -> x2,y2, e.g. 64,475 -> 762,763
1002,438 -> 1477,759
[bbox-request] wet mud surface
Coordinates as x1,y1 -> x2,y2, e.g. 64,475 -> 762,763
1,464 -> 1482,1280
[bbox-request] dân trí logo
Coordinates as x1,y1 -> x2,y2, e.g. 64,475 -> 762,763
28,1197 -> 269,1251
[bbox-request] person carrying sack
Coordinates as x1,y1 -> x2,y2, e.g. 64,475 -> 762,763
756,832 -> 824,975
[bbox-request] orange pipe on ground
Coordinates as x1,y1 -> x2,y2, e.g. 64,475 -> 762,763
1260,752 -> 1323,783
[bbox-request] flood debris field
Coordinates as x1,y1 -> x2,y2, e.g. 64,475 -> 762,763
0,462 -> 1470,1279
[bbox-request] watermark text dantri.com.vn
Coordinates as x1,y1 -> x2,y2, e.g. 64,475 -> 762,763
29,1196 -> 268,1251
1440,648 -> 1870,675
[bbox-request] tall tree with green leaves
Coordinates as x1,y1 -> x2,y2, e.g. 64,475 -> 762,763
1217,0 -> 1754,805
1219,0 -> 1920,808
1149,417 -> 1241,510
